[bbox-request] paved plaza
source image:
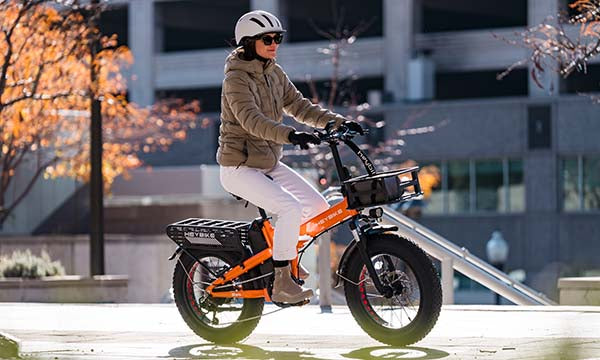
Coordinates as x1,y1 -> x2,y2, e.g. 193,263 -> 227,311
0,303 -> 599,359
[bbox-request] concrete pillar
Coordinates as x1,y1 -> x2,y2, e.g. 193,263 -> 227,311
383,0 -> 414,102
128,0 -> 155,107
441,257 -> 455,305
317,233 -> 332,312
528,0 -> 560,96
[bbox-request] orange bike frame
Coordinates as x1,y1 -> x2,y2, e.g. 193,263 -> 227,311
204,197 -> 359,300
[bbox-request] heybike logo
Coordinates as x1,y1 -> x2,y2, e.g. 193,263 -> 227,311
315,208 -> 344,227
184,231 -> 215,239
356,150 -> 375,174
183,230 -> 222,245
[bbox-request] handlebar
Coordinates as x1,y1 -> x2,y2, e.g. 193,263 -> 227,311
313,119 -> 369,143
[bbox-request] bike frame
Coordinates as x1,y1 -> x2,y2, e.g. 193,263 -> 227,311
202,125 -> 399,300
205,197 -> 358,300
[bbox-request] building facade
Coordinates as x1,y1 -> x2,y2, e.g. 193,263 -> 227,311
2,0 -> 599,300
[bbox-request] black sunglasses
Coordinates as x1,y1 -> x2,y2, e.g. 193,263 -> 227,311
260,33 -> 283,45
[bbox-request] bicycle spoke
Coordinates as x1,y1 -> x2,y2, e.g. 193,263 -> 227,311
184,255 -> 248,329
361,253 -> 421,330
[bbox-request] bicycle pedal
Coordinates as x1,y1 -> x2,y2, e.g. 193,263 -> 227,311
272,298 -> 310,308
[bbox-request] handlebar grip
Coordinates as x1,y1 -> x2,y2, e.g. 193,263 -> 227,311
324,119 -> 337,133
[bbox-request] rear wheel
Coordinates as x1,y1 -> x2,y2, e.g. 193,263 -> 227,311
172,251 -> 264,344
343,233 -> 442,346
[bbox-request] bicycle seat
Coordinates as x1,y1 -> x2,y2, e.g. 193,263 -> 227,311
228,193 -> 269,219
230,193 -> 245,201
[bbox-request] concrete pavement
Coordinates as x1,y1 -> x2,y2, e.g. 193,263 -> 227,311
0,303 -> 599,359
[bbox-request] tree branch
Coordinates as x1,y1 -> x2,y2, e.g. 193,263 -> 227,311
0,155 -> 58,225
1,91 -> 73,108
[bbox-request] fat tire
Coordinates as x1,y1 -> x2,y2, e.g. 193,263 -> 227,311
172,251 -> 264,344
343,233 -> 442,346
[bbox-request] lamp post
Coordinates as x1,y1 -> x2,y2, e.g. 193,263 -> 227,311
486,230 -> 509,305
89,0 -> 105,276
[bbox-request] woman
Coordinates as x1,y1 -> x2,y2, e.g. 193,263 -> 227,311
217,10 -> 363,304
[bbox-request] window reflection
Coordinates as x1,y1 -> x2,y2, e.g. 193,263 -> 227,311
563,158 -> 579,211
583,157 -> 600,210
509,160 -> 525,212
419,162 -> 443,215
475,160 -> 503,212
393,158 -> 525,215
562,156 -> 600,212
448,161 -> 470,213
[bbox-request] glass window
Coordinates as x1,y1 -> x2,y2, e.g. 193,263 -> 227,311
419,162 -> 443,214
475,160 -> 503,212
447,161 -> 470,213
294,77 -> 384,107
155,87 -> 222,113
420,0 -> 527,33
508,160 -> 525,212
99,5 -> 128,47
562,156 -> 600,211
285,0 -> 382,43
583,157 -> 600,210
561,64 -> 600,94
419,158 -> 523,215
563,158 -> 580,211
156,1 -> 250,52
435,69 -> 528,100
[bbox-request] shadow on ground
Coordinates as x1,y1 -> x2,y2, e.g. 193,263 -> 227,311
169,343 -> 449,359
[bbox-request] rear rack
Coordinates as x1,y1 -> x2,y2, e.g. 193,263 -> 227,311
166,218 -> 251,252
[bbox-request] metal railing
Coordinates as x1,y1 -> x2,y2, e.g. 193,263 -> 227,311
382,206 -> 556,305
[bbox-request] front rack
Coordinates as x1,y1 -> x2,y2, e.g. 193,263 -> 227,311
343,166 -> 423,209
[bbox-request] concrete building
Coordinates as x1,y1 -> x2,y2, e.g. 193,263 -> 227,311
1,0 -> 599,301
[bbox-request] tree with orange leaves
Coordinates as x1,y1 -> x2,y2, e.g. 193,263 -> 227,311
0,0 -> 200,226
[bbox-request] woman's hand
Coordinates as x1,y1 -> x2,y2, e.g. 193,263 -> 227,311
288,131 -> 321,150
342,120 -> 365,135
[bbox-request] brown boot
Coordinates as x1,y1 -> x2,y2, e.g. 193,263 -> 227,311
271,265 -> 313,304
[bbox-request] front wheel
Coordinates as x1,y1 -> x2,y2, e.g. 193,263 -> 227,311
343,233 -> 442,346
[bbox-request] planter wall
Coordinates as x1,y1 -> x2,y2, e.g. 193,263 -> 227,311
0,275 -> 128,303
558,277 -> 600,306
0,235 -> 173,302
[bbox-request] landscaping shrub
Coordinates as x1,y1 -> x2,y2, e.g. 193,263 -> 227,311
0,249 -> 65,279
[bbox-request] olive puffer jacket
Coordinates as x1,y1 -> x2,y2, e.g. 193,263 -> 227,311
216,48 -> 345,169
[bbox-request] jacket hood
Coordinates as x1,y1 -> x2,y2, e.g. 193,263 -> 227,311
224,48 -> 276,75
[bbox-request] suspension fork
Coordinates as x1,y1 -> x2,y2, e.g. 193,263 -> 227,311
349,219 -> 394,298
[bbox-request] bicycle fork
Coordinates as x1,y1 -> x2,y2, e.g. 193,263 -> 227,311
349,218 -> 395,298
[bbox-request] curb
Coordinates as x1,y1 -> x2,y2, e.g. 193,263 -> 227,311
0,331 -> 20,359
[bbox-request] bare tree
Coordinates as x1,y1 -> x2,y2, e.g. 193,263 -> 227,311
497,0 -> 600,88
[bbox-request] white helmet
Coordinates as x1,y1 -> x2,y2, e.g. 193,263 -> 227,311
235,10 -> 285,45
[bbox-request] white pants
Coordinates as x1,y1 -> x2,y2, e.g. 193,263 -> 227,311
220,162 -> 329,260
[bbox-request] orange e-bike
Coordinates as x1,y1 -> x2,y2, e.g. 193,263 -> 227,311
165,121 -> 442,346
